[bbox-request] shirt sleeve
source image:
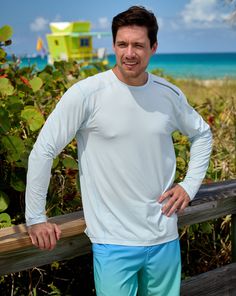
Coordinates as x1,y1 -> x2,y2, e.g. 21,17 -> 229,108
173,91 -> 213,200
25,82 -> 89,226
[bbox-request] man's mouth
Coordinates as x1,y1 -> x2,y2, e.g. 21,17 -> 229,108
123,61 -> 138,68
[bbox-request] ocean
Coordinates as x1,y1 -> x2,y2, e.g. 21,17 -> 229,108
18,52 -> 236,80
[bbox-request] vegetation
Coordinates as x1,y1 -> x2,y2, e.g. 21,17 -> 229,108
175,78 -> 235,277
224,0 -> 236,26
0,25 -> 235,294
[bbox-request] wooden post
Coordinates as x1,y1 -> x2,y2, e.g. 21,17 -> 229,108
232,214 -> 236,262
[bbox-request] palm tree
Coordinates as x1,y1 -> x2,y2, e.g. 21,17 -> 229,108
224,0 -> 236,26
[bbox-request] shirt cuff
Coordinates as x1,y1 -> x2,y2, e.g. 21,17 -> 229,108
26,216 -> 47,227
178,180 -> 201,201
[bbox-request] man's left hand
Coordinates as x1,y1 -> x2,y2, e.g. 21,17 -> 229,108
158,184 -> 190,217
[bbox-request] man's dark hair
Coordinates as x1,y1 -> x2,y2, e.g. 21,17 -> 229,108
112,6 -> 158,47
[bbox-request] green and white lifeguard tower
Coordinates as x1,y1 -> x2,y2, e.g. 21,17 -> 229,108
46,21 -> 110,64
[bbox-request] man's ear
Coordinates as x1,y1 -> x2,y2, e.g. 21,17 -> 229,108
151,42 -> 158,54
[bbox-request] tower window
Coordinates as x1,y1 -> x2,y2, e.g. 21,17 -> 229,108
80,38 -> 89,47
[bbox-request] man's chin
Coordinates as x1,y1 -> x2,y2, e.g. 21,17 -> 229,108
122,66 -> 139,75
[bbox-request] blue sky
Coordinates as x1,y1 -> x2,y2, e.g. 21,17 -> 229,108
1,0 -> 236,56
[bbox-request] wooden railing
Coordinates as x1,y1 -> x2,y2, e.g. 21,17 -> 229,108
0,180 -> 236,295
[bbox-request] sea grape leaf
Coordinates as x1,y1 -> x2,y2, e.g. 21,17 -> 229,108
0,78 -> 14,96
52,157 -> 60,169
0,213 -> 11,223
6,96 -> 24,113
0,48 -> 6,59
0,213 -> 12,228
21,106 -> 44,131
207,160 -> 214,174
0,191 -> 10,212
39,72 -> 53,84
62,156 -> 78,169
53,70 -> 63,81
18,91 -> 26,99
10,174 -> 26,192
1,135 -> 25,161
178,148 -> 187,161
29,77 -> 43,92
201,222 -> 213,234
0,25 -> 13,42
174,144 -> 186,152
174,170 -> 180,182
172,131 -> 182,141
0,107 -> 11,132
176,156 -> 186,171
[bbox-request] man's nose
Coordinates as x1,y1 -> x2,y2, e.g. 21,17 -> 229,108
126,45 -> 136,58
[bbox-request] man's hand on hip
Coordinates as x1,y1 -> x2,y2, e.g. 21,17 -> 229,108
158,184 -> 190,217
27,222 -> 61,251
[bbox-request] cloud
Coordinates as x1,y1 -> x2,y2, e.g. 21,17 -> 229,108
157,17 -> 164,29
53,14 -> 62,22
98,17 -> 110,29
182,0 -> 217,24
169,20 -> 180,31
181,0 -> 231,29
92,17 -> 110,30
30,17 -> 49,32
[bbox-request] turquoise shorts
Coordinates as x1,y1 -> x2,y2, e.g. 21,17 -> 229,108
92,239 -> 181,296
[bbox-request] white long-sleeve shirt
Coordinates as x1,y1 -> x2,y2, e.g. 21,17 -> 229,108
25,70 -> 212,246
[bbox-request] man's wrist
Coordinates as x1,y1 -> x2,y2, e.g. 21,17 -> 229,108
26,216 -> 47,227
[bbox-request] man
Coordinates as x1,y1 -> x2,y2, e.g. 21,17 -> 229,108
25,6 -> 212,296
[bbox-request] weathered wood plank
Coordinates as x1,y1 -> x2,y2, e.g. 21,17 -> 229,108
178,195 -> 236,227
0,211 -> 90,275
0,233 -> 90,275
181,263 -> 236,296
178,179 -> 236,227
0,211 -> 86,253
193,179 -> 236,205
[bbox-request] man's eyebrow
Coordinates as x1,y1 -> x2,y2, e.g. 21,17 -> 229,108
134,42 -> 145,45
116,41 -> 145,45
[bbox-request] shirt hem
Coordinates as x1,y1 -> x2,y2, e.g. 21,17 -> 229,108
86,233 -> 179,246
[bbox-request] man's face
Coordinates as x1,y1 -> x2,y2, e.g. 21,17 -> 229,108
112,25 -> 157,86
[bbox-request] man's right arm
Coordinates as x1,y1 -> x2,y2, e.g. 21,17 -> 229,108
25,82 -> 89,250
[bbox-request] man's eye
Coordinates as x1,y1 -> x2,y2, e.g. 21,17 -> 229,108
118,43 -> 126,48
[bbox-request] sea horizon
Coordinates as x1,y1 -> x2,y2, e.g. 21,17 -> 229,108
11,52 -> 236,80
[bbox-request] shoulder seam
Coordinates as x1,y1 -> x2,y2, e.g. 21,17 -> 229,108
78,71 -> 115,98
153,80 -> 180,96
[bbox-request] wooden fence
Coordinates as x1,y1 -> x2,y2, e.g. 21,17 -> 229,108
0,179 -> 236,295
